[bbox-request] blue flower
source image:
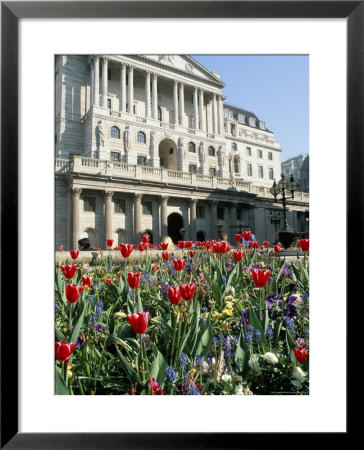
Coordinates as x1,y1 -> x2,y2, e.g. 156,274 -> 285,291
178,352 -> 188,369
285,318 -> 296,337
166,366 -> 176,383
202,306 -> 208,313
92,314 -> 98,323
55,303 -> 59,312
304,328 -> 309,337
244,332 -> 252,345
199,316 -> 206,325
89,296 -> 94,304
194,355 -> 203,368
266,327 -> 274,341
254,329 -> 262,340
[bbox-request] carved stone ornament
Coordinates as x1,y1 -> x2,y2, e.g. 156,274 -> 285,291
104,190 -> 114,199
71,187 -> 82,197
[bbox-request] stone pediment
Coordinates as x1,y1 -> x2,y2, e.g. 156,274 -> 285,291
136,55 -> 225,87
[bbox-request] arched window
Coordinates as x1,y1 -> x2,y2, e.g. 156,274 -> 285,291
234,156 -> 239,173
232,142 -> 237,152
208,146 -> 215,156
110,126 -> 120,139
137,131 -> 146,144
189,142 -> 196,153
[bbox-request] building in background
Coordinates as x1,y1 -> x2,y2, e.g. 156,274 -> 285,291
281,154 -> 309,192
55,55 -> 309,249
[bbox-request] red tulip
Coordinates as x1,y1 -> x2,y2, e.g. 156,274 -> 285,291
65,284 -> 83,303
263,241 -> 270,247
161,251 -> 171,260
185,241 -> 193,248
81,275 -> 94,288
168,286 -> 182,305
127,312 -> 149,334
242,231 -> 252,241
249,241 -> 259,249
120,243 -> 135,258
177,241 -> 187,249
69,250 -> 79,260
298,239 -> 309,252
179,282 -> 196,301
106,238 -> 114,247
273,244 -> 280,253
294,347 -> 309,364
234,233 -> 242,242
173,259 -> 186,271
195,241 -> 204,247
60,264 -> 77,279
251,269 -> 271,288
159,242 -> 169,250
260,246 -> 265,251
151,264 -> 159,271
104,278 -> 112,284
212,241 -> 231,254
149,377 -> 163,395
237,243 -> 244,249
188,250 -> 196,258
232,250 -> 244,262
141,234 -> 150,244
127,272 -> 142,289
137,242 -> 147,252
55,341 -> 75,364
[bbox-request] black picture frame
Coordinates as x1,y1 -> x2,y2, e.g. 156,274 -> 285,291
1,1 -> 357,448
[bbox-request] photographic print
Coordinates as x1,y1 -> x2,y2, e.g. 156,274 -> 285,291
54,54 -> 309,396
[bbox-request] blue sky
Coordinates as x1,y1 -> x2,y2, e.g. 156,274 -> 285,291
192,55 -> 309,162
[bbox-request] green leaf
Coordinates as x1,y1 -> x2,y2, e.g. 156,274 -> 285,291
193,317 -> 213,357
70,303 -> 85,344
55,327 -> 66,342
55,367 -> 69,395
150,347 -> 167,385
235,331 -> 245,373
115,345 -> 141,384
135,290 -> 143,313
117,323 -> 134,340
248,308 -> 267,344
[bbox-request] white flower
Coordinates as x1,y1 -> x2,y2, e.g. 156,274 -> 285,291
264,352 -> 279,365
292,366 -> 307,382
235,384 -> 253,395
291,380 -> 302,388
248,354 -> 261,374
225,295 -> 234,302
226,286 -> 235,296
221,374 -> 232,383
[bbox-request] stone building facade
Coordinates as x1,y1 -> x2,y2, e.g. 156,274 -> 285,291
55,54 -> 309,249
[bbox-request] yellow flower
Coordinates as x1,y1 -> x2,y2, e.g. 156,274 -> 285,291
186,369 -> 196,383
261,262 -> 266,267
212,311 -> 222,319
225,301 -> 233,310
232,299 -> 238,303
222,308 -> 233,316
67,363 -> 73,378
115,311 -> 127,319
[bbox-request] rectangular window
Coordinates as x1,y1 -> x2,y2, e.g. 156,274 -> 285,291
108,69 -> 111,81
249,117 -> 256,127
142,201 -> 153,215
286,167 -> 290,174
160,157 -> 165,168
110,152 -> 120,162
84,196 -> 96,212
189,164 -> 197,174
268,152 -> 273,160
247,163 -> 252,176
246,147 -> 251,156
107,98 -> 112,109
209,167 -> 217,177
258,149 -> 263,158
236,208 -> 243,221
269,168 -> 274,180
114,198 -> 125,213
238,114 -> 245,124
196,205 -> 205,219
137,155 -> 147,166
258,166 -> 264,178
260,121 -> 266,130
217,207 -> 224,220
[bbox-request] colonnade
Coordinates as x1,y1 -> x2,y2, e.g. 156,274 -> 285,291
91,56 -> 224,134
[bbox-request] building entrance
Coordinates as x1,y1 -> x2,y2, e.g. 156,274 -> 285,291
158,138 -> 177,169
167,213 -> 183,244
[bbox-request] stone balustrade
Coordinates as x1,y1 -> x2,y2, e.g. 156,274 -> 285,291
55,156 -> 309,203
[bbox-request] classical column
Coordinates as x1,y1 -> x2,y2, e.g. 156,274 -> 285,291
94,56 -> 100,106
71,187 -> 82,250
120,63 -> 126,112
189,198 -> 197,241
152,73 -> 158,120
209,200 -> 218,240
104,190 -> 114,241
160,195 -> 169,239
199,90 -> 205,132
145,71 -> 151,118
179,83 -> 184,126
212,94 -> 217,134
101,57 -> 108,108
230,202 -> 238,243
173,81 -> 179,124
217,95 -> 223,135
134,193 -> 143,242
193,87 -> 199,130
128,66 -> 134,114
90,60 -> 95,106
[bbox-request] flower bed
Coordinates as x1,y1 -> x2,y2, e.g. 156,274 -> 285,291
55,237 -> 309,395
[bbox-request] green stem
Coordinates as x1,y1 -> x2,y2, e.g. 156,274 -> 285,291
68,303 -> 72,334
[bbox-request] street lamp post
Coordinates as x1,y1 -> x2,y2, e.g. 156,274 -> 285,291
269,210 -> 281,232
270,174 -> 298,249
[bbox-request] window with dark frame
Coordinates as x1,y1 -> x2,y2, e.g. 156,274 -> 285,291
107,98 -> 112,109
217,207 -> 224,220
110,152 -> 120,162
269,168 -> 274,180
208,146 -> 215,156
209,167 -> 217,177
189,142 -> 196,153
114,198 -> 125,213
137,155 -> 147,166
268,152 -> 273,160
142,201 -> 153,215
237,208 -> 243,221
137,131 -> 146,144
189,164 -> 197,173
247,163 -> 252,176
110,126 -> 120,139
196,205 -> 205,219
84,196 -> 96,212
258,149 -> 263,158
258,166 -> 264,178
